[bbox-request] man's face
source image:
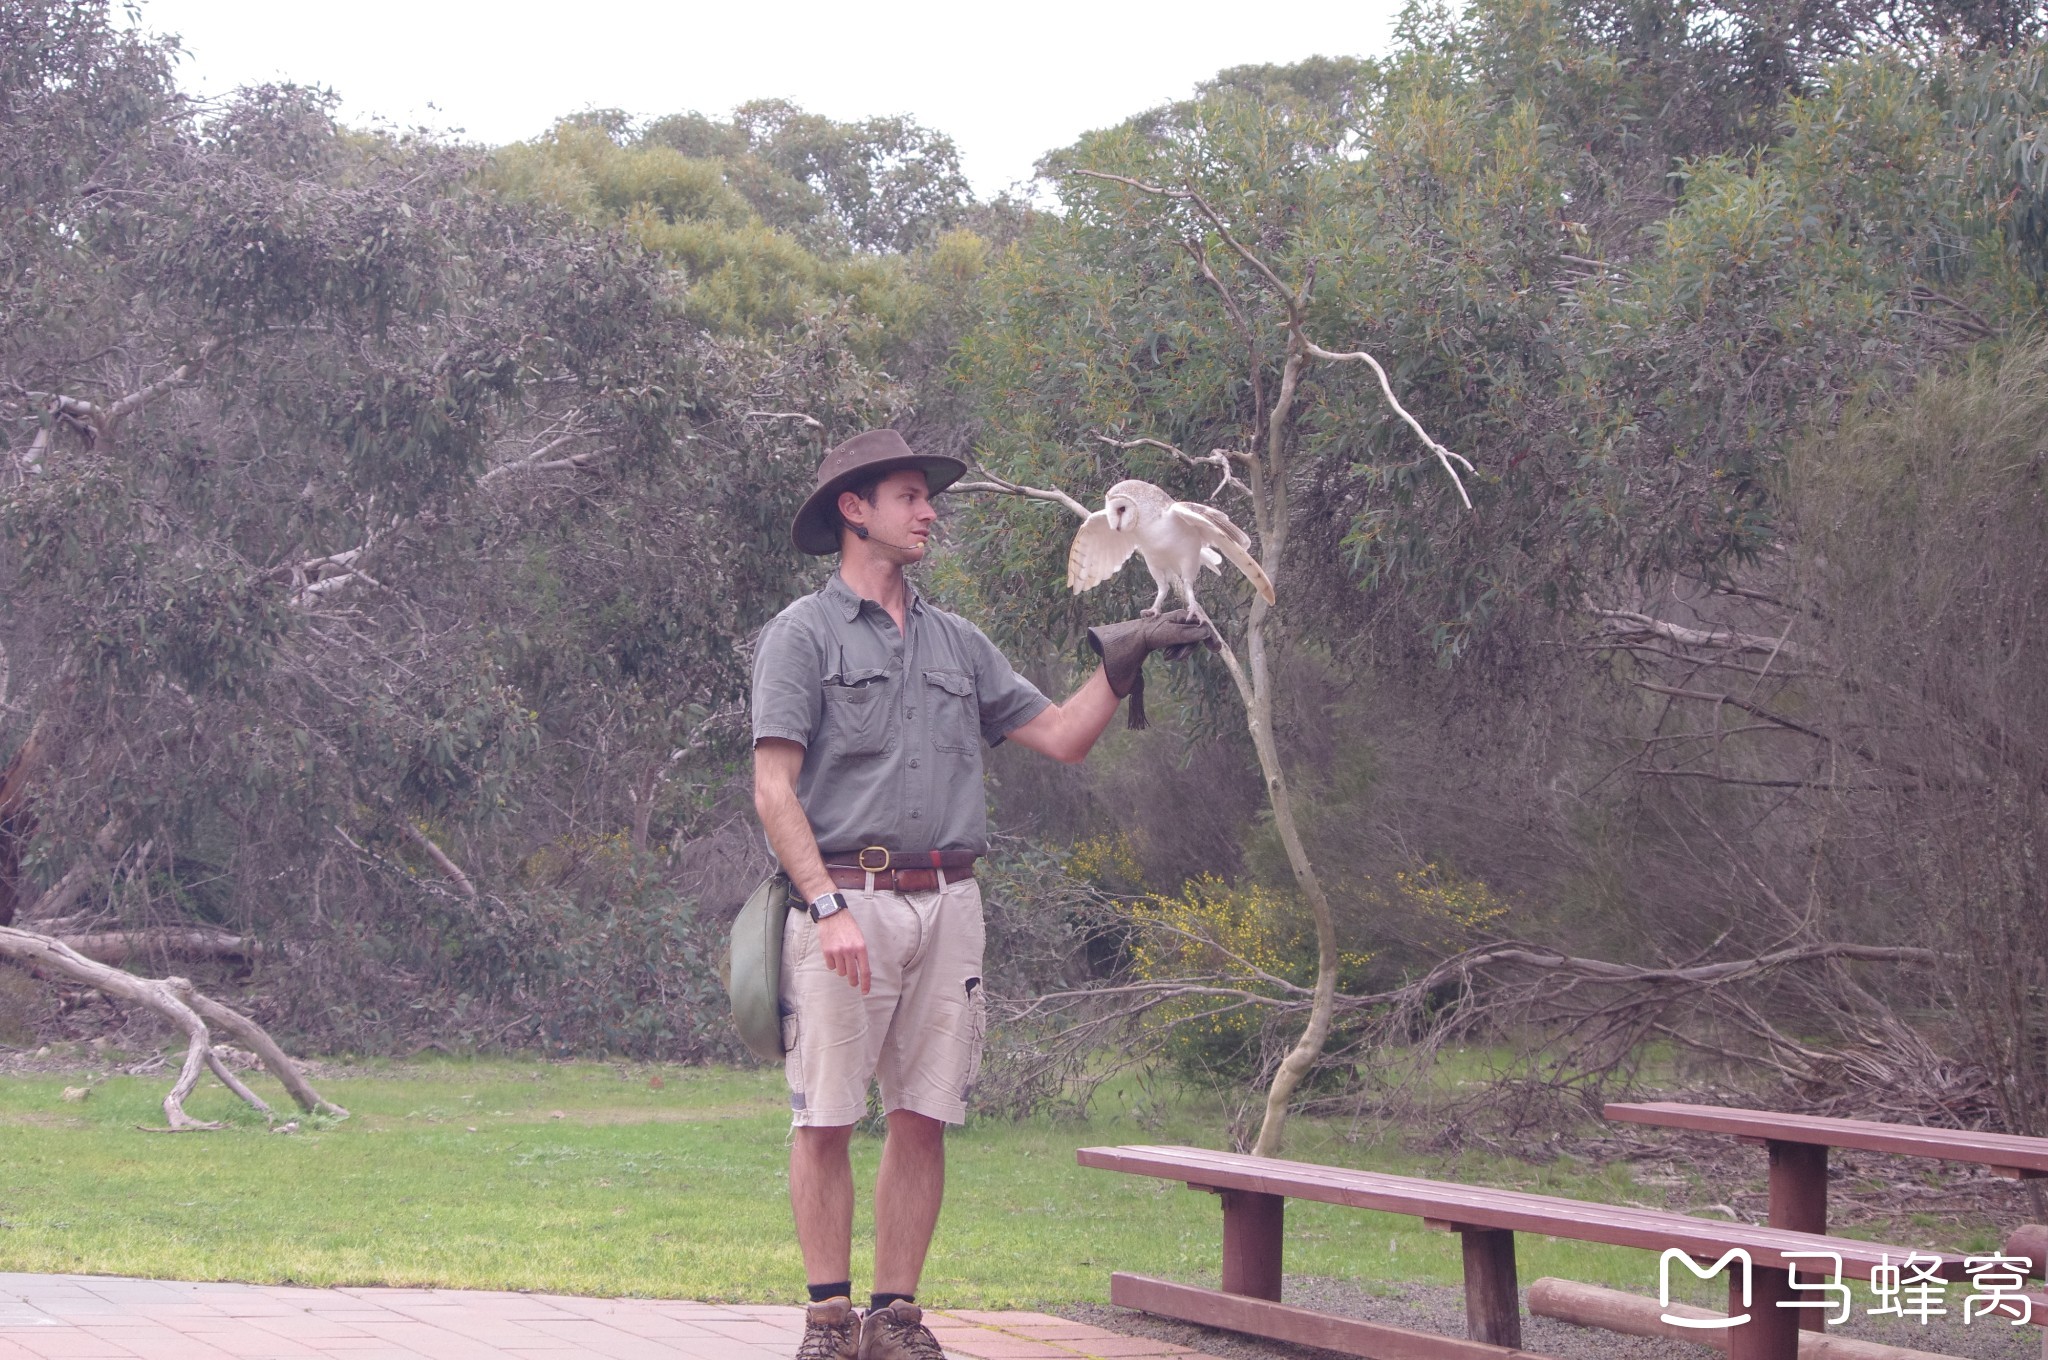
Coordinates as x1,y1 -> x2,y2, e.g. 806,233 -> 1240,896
843,469 -> 938,559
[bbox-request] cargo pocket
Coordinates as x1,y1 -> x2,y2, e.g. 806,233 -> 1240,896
960,976 -> 987,1105
782,1013 -> 806,1112
822,668 -> 891,756
924,669 -> 978,754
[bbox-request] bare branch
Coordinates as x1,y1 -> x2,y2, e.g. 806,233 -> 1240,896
1073,168 -> 1474,510
479,432 -> 601,485
1092,434 -> 1253,500
1632,681 -> 1835,745
951,469 -> 1091,520
1304,341 -> 1476,508
106,338 -> 224,421
0,921 -> 344,1127
1634,768 -> 1898,791
398,822 -> 478,900
742,410 -> 823,429
33,927 -> 259,966
1585,605 -> 1819,662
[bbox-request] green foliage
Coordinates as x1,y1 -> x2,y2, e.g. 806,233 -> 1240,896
0,0 -> 913,1052
486,104 -> 978,348
955,21 -> 2048,669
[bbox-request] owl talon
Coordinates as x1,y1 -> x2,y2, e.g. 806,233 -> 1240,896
1140,607 -> 1160,618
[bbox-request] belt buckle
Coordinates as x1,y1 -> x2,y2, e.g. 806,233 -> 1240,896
857,846 -> 891,873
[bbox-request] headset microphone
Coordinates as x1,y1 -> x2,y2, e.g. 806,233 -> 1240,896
850,523 -> 921,553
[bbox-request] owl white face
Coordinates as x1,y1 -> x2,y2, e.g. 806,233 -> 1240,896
1106,494 -> 1136,532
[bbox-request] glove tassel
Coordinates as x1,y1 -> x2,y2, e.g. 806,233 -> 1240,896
1125,673 -> 1148,731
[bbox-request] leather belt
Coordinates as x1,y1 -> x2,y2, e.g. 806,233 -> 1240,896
820,847 -> 978,894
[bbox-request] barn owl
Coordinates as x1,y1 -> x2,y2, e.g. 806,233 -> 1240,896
1067,479 -> 1276,623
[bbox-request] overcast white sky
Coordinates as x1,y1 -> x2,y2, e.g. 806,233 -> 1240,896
133,1 -> 1405,196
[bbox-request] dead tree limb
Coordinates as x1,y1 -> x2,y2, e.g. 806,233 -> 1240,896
951,469 -> 1092,519
41,928 -> 260,966
397,822 -> 478,900
1093,434 -> 1254,500
0,923 -> 345,1128
1585,605 -> 1818,663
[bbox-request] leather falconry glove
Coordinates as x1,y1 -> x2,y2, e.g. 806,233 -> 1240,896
1087,610 -> 1218,731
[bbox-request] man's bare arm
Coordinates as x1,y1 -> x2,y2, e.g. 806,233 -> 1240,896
752,738 -> 835,900
752,737 -> 869,993
1004,666 -> 1119,765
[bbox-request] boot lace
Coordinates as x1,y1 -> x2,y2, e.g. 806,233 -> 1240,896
866,1304 -> 945,1360
796,1306 -> 858,1360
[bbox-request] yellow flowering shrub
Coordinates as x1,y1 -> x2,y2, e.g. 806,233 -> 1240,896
1113,860 -> 1509,1083
1065,832 -> 1144,889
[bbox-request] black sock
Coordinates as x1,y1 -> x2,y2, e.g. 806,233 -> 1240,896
808,1281 -> 852,1304
871,1292 -> 914,1313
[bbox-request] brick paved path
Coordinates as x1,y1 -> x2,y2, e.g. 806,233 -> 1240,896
0,1274 -> 1226,1360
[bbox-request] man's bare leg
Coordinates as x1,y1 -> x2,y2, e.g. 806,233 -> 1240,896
872,1109 -> 946,1294
791,1123 -> 856,1286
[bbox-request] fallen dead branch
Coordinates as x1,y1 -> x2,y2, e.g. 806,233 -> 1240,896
987,932 -> 1955,1128
0,924 -> 344,1130
41,927 -> 260,966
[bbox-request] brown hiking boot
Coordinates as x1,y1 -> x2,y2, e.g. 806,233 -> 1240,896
858,1299 -> 944,1360
797,1298 -> 860,1360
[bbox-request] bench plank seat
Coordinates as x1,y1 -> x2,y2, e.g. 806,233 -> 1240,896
1605,1101 -> 2048,1177
1080,1144 -> 1976,1360
1078,1143 -> 1965,1280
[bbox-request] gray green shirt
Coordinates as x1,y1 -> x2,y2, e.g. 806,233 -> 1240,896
751,573 -> 1051,856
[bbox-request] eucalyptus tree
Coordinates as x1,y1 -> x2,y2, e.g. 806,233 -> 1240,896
0,0 -> 902,1055
952,9 -> 2048,1139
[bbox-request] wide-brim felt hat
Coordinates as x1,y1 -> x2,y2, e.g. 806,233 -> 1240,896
791,429 -> 967,556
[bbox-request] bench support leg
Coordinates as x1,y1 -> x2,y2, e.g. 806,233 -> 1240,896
1728,1264 -> 1798,1360
1767,1139 -> 1828,1332
1459,1227 -> 1522,1348
1219,1190 -> 1283,1301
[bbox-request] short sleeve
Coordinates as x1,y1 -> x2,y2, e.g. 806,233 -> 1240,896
964,622 -> 1051,747
751,606 -> 824,748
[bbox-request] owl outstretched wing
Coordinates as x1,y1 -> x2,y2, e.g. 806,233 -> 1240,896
1167,502 -> 1276,604
1067,509 -> 1139,593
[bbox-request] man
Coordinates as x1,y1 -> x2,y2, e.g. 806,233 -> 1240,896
751,430 -> 1209,1360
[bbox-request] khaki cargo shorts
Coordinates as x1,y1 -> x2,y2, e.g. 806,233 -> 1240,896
779,874 -> 987,1127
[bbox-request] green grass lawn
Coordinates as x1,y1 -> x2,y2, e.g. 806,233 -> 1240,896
0,1056 -> 1971,1308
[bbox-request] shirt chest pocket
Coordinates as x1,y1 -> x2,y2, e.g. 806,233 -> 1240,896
821,668 -> 892,757
923,668 -> 979,754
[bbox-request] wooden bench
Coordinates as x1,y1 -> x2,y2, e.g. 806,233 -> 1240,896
1079,1143 -> 1966,1360
1605,1101 -> 2048,1235
1606,1100 -> 2048,1306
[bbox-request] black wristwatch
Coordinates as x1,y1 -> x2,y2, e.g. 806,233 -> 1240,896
807,890 -> 851,922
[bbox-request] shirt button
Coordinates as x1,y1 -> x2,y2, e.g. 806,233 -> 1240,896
905,708 -> 915,719
911,811 -> 921,819
909,759 -> 920,769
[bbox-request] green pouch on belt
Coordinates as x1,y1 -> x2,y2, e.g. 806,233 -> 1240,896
725,871 -> 791,1062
